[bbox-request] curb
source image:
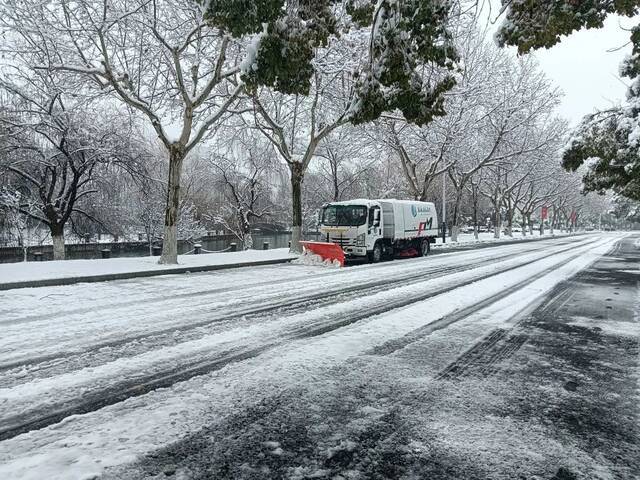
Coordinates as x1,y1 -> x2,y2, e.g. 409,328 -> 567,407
0,257 -> 295,292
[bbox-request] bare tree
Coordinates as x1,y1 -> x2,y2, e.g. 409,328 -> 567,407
314,127 -> 377,202
250,68 -> 354,252
207,139 -> 275,250
1,0 -> 245,263
386,27 -> 507,205
466,170 -> 485,240
0,186 -> 45,260
446,55 -> 562,241
512,154 -> 563,236
384,118 -> 456,201
0,75 -> 140,259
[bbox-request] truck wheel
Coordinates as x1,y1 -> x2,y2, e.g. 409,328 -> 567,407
418,238 -> 430,257
368,242 -> 382,263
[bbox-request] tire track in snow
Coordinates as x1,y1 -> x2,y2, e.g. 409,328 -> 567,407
435,330 -> 528,380
0,236 -> 608,442
0,236 -> 584,376
366,238 -> 608,357
0,237 -> 592,376
0,265 -> 337,327
0,234 -> 586,328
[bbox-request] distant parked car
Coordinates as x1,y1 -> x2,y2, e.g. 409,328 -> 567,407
512,227 -> 522,233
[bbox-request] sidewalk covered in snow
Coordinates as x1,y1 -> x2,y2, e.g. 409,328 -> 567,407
0,249 -> 297,290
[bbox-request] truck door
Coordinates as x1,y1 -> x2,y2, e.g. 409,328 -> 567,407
369,206 -> 381,236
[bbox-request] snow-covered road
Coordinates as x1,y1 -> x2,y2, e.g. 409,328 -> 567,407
0,233 -> 625,479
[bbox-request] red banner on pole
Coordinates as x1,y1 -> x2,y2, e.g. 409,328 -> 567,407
570,210 -> 577,223
541,206 -> 548,220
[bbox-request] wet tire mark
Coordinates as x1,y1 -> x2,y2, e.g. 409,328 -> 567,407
436,330 -> 527,380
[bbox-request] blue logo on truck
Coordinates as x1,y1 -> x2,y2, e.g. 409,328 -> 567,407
411,204 -> 430,217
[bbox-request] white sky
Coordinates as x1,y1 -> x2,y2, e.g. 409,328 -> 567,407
528,15 -> 635,126
486,3 -> 638,126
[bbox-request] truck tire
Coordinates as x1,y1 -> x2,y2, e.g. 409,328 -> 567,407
418,238 -> 430,257
368,242 -> 383,263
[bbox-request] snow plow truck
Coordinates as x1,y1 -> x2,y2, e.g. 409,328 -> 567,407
301,199 -> 439,266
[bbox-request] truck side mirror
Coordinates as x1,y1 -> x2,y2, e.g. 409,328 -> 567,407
373,209 -> 381,227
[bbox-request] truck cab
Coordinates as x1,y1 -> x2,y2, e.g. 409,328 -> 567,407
319,200 -> 383,259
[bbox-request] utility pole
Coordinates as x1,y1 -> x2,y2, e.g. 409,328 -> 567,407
442,173 -> 446,243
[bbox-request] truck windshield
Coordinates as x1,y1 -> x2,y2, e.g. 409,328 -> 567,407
322,205 -> 367,226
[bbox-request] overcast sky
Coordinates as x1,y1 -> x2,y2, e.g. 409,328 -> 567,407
488,7 -> 637,126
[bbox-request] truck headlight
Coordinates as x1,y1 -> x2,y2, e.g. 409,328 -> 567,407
356,233 -> 365,246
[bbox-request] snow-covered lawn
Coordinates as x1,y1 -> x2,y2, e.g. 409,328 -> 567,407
0,248 -> 296,287
0,234 -> 621,480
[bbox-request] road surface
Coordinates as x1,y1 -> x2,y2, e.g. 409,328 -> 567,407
0,233 -> 637,479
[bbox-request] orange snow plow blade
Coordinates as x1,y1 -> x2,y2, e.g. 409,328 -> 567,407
300,241 -> 345,267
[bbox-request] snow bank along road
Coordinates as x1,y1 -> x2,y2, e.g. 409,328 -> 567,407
0,233 -> 635,479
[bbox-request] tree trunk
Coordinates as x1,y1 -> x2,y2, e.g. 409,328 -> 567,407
332,163 -> 339,202
51,225 -> 65,261
450,191 -> 462,242
472,193 -> 479,240
493,203 -> 501,239
528,214 -> 534,235
159,146 -> 185,264
506,208 -> 513,237
450,225 -> 459,242
145,227 -> 153,256
290,162 -> 304,254
243,232 -> 254,250
419,178 -> 433,202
